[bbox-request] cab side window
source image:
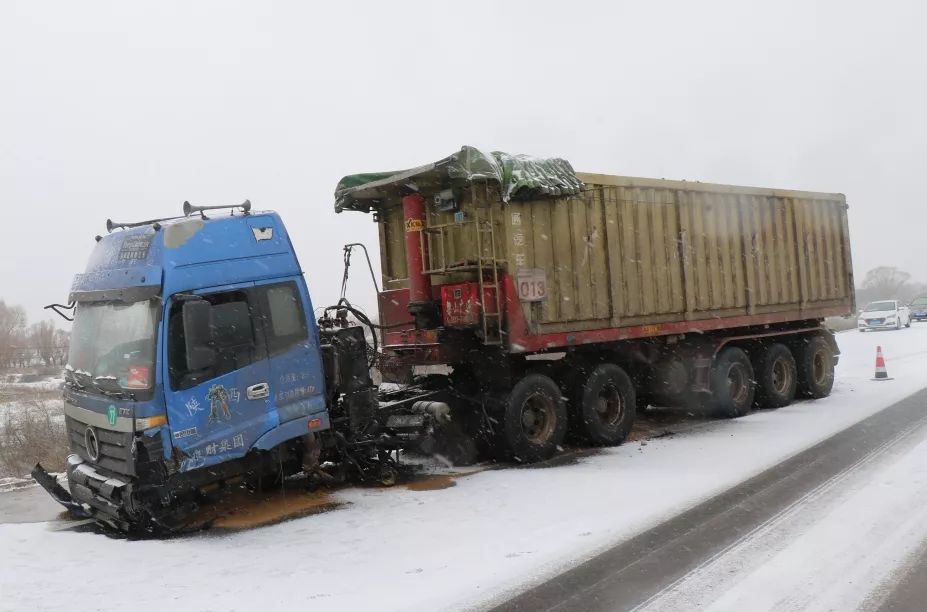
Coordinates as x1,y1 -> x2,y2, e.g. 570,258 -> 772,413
255,282 -> 309,356
168,289 -> 266,391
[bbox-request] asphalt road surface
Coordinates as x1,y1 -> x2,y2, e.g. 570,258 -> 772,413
0,483 -> 64,524
494,387 -> 927,612
877,541 -> 927,611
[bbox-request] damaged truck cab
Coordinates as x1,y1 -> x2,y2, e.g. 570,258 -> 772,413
35,203 -> 413,531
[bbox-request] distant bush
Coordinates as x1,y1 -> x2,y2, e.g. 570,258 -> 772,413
0,394 -> 68,478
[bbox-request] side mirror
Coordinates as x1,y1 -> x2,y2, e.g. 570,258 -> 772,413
182,299 -> 216,371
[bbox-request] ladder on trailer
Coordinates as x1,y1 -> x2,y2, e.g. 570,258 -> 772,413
474,205 -> 503,345
421,198 -> 504,346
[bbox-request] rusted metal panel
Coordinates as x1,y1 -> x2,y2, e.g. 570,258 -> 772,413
551,199 -> 576,321
511,178 -> 850,337
380,204 -> 407,289
589,189 -> 610,320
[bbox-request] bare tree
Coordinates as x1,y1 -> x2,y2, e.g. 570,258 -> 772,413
53,329 -> 70,366
861,266 -> 910,294
0,301 -> 27,368
858,267 -> 913,306
29,320 -> 57,366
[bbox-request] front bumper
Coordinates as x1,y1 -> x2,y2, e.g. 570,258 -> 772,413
858,319 -> 899,330
31,455 -> 131,529
30,461 -> 89,518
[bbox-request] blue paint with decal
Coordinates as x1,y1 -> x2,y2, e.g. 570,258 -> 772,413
158,425 -> 172,460
253,412 -> 331,451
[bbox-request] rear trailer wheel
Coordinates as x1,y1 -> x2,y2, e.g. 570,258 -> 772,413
708,347 -> 755,418
502,373 -> 568,462
796,335 -> 835,399
572,364 -> 636,446
753,343 -> 798,409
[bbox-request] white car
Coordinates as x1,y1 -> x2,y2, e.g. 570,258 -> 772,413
858,300 -> 911,331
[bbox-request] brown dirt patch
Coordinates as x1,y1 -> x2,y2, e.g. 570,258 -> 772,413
403,473 -> 457,491
196,487 -> 344,531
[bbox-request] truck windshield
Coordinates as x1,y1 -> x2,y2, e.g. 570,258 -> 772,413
863,301 -> 896,312
67,299 -> 158,396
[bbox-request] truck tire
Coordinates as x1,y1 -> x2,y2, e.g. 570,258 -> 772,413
571,364 -> 636,446
502,373 -> 567,462
796,335 -> 835,398
753,343 -> 797,409
708,347 -> 755,418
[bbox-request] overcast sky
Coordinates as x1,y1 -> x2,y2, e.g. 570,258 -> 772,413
3,0 -> 925,325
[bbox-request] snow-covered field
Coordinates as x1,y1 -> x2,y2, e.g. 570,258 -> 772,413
0,396 -> 61,425
3,327 -> 927,612
0,373 -> 63,391
0,375 -> 62,423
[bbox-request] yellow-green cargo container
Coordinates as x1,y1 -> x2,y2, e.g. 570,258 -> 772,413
337,147 -> 853,354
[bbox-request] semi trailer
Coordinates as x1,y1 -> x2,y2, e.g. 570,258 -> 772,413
337,147 -> 853,458
33,146 -> 854,533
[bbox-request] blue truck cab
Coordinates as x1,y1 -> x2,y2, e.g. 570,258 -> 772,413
34,203 -> 432,532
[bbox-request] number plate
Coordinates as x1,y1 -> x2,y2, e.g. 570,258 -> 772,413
516,269 -> 547,302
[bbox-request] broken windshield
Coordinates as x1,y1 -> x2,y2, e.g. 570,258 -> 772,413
66,299 -> 159,398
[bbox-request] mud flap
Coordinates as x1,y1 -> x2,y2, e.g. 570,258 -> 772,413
30,463 -> 92,519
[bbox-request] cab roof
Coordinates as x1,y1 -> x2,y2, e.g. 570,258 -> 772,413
70,211 -> 300,302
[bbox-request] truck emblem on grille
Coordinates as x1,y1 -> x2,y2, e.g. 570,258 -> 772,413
107,405 -> 117,426
84,426 -> 101,462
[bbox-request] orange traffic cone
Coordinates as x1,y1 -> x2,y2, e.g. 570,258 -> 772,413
873,346 -> 892,381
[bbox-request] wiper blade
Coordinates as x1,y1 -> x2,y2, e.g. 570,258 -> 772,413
65,369 -> 90,390
92,377 -> 129,399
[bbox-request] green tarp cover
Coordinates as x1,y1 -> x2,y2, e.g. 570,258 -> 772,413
335,146 -> 584,212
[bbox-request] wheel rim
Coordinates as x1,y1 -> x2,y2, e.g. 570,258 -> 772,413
812,350 -> 828,385
520,392 -> 557,444
595,383 -> 625,427
728,364 -> 749,405
771,358 -> 792,395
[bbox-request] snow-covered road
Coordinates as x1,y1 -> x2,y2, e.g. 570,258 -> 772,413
3,325 -> 927,612
640,416 -> 927,612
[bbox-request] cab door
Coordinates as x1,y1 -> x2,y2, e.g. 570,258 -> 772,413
252,279 -> 327,424
164,285 -> 277,472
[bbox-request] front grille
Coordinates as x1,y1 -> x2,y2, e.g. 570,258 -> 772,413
66,415 -> 136,477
